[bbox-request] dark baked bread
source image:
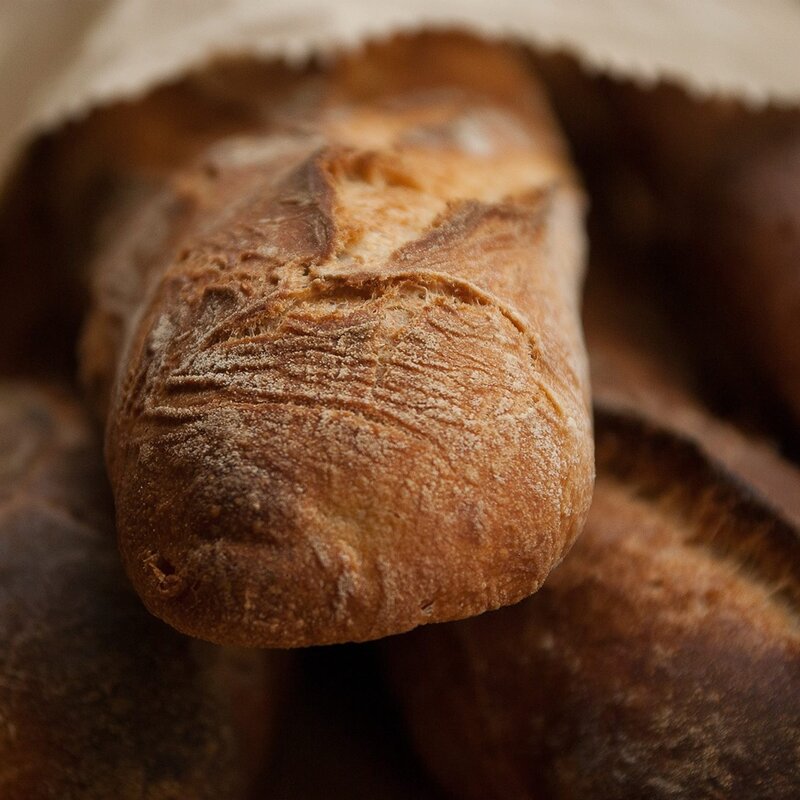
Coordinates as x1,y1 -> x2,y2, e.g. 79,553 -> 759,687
386,404 -> 800,800
384,262 -> 800,799
569,79 -> 800,428
76,33 -> 593,647
0,383 -> 278,799
584,258 -> 800,523
697,133 -> 800,427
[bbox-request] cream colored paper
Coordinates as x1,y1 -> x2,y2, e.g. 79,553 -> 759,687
2,0 -> 800,189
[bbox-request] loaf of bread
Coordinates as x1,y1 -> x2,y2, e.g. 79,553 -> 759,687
0,383 -> 278,799
387,412 -> 800,800
585,259 -> 800,520
75,33 -> 593,647
697,132 -> 800,428
385,265 -> 800,800
573,79 -> 800,427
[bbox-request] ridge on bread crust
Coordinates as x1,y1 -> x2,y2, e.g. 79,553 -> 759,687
595,406 -> 800,616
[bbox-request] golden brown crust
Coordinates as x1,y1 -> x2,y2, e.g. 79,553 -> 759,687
386,406 -> 800,800
0,383 -> 276,799
80,33 -> 593,647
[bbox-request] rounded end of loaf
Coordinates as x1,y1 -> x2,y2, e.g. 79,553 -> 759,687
384,410 -> 800,800
110,286 -> 593,647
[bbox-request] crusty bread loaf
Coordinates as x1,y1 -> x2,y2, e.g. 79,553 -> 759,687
386,406 -> 800,800
78,33 -> 593,647
384,264 -> 800,800
697,134 -> 800,428
584,258 -> 800,522
567,78 -> 800,428
0,383 -> 278,799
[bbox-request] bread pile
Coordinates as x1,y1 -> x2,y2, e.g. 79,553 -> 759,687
1,31 -> 798,799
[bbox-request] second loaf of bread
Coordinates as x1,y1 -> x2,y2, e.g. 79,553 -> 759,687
80,33 -> 593,647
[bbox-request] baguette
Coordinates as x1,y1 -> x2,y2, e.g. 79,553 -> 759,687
387,407 -> 800,800
585,258 -> 800,521
581,81 -> 800,427
78,33 -> 593,647
385,265 -> 800,799
0,383 -> 277,799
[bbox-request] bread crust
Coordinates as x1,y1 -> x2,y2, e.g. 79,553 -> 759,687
0,384 -> 276,799
81,33 -> 593,647
385,264 -> 800,799
698,134 -> 800,426
387,404 -> 800,800
584,258 -> 800,526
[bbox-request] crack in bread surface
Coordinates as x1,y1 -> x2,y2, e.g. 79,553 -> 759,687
122,140 -> 578,439
151,271 -> 564,425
